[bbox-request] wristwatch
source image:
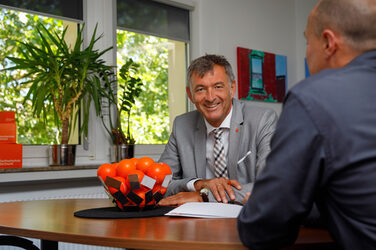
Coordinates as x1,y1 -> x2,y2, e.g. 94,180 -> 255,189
199,188 -> 209,202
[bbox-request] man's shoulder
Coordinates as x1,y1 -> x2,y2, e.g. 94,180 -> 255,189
174,110 -> 202,126
231,99 -> 278,129
290,51 -> 376,101
290,58 -> 363,96
290,69 -> 332,94
236,99 -> 277,118
286,64 -> 366,120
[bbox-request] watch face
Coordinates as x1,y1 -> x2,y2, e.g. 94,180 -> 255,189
200,188 -> 209,202
200,188 -> 209,196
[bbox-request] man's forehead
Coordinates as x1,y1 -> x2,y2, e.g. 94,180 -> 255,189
192,70 -> 229,84
192,69 -> 214,79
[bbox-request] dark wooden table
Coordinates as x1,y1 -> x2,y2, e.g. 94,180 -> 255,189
0,199 -> 336,250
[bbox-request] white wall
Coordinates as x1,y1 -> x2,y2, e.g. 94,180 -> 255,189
189,0 -> 319,115
294,0 -> 320,84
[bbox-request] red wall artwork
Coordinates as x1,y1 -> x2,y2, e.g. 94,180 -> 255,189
237,47 -> 287,103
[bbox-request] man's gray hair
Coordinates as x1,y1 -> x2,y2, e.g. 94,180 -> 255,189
313,0 -> 376,51
187,54 -> 235,88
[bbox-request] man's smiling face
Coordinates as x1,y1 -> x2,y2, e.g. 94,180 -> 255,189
187,64 -> 235,127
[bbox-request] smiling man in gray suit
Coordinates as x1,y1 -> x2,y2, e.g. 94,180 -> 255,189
158,54 -> 278,205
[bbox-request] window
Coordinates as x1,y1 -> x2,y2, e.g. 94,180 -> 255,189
116,30 -> 188,144
250,56 -> 264,90
116,0 -> 190,144
0,8 -> 80,145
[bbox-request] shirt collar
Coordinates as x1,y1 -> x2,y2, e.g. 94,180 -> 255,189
204,106 -> 233,135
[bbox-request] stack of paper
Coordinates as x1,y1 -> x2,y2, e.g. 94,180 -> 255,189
165,202 -> 243,218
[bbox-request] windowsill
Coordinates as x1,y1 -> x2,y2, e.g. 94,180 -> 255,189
0,165 -> 98,184
0,144 -> 166,184
0,165 -> 98,173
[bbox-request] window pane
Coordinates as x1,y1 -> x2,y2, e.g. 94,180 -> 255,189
0,8 -> 78,145
116,29 -> 187,144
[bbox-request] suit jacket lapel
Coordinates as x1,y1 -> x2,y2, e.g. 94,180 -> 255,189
194,115 -> 207,178
227,99 -> 244,180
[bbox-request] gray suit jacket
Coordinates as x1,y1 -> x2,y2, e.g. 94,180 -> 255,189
159,98 -> 278,202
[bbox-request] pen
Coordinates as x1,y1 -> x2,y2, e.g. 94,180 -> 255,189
237,150 -> 252,164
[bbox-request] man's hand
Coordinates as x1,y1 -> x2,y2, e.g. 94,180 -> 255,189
194,178 -> 242,203
158,192 -> 202,206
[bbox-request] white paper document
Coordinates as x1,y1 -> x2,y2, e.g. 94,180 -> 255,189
165,202 -> 243,218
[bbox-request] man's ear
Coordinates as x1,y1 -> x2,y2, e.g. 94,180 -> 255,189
230,80 -> 236,98
186,86 -> 194,103
322,29 -> 339,58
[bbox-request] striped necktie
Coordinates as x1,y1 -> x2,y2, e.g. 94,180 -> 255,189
213,128 -> 228,178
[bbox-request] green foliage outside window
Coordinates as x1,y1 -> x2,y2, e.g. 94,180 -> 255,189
117,30 -> 170,144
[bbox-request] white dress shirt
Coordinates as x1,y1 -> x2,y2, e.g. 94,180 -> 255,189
186,107 -> 233,191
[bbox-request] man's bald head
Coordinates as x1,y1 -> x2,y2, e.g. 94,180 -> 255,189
312,0 -> 376,52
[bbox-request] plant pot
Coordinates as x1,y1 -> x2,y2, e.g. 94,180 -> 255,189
111,144 -> 134,163
49,144 -> 76,166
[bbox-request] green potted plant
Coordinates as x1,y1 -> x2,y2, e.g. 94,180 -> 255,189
100,58 -> 143,162
5,23 -> 113,165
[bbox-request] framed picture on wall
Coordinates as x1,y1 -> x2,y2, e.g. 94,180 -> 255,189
237,47 -> 287,103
